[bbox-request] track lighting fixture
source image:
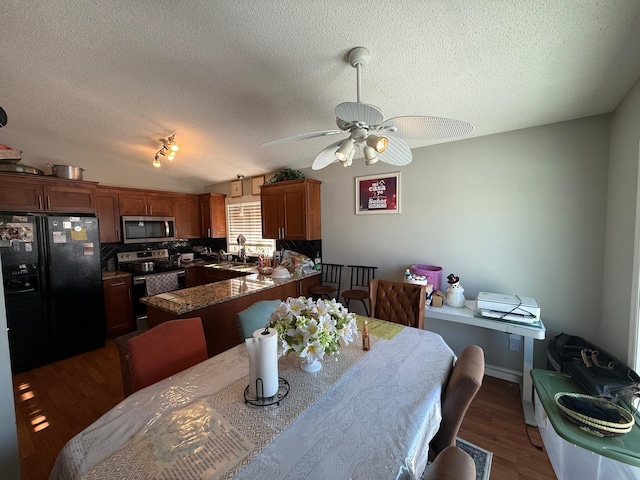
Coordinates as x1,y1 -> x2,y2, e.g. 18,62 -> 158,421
153,132 -> 179,167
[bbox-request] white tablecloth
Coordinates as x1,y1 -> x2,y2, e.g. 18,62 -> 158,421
50,326 -> 455,480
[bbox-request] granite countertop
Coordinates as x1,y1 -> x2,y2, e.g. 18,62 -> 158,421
102,270 -> 132,280
140,270 -> 320,315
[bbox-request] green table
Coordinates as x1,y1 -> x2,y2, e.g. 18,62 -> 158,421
531,368 -> 640,470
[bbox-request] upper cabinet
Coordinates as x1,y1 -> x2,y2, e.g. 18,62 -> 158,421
199,193 -> 227,239
0,173 -> 97,213
95,187 -> 121,243
260,179 -> 321,240
118,190 -> 173,216
172,193 -> 200,238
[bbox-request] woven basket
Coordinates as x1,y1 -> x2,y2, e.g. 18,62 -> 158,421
554,392 -> 635,437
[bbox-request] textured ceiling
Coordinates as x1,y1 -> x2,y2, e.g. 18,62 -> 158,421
2,0 -> 640,185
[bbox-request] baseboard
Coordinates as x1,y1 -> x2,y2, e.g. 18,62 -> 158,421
484,363 -> 521,384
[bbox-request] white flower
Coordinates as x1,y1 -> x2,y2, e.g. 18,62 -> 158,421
267,296 -> 358,362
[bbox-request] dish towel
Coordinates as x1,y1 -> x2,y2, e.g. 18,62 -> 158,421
145,272 -> 180,296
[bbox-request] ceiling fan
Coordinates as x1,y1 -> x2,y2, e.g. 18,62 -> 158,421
261,47 -> 474,170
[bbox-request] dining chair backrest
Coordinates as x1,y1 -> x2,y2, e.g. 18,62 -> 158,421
368,279 -> 426,329
341,265 -> 377,316
424,445 -> 476,480
117,317 -> 208,396
429,344 -> 485,459
237,299 -> 281,341
309,263 -> 344,300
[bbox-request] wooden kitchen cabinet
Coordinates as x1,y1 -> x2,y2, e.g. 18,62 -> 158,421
185,266 -> 199,287
196,266 -> 247,285
95,187 -> 121,243
0,173 -> 97,213
199,193 -> 227,238
172,193 -> 200,238
118,190 -> 173,216
260,178 -> 321,240
103,276 -> 134,334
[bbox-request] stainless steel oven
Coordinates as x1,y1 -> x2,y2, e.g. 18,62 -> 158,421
117,249 -> 186,329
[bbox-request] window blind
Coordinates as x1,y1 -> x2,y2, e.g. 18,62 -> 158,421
226,201 -> 275,253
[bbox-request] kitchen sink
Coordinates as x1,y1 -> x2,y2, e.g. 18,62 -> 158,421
204,262 -> 257,272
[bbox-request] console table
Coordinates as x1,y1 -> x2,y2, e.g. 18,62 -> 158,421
425,299 -> 546,425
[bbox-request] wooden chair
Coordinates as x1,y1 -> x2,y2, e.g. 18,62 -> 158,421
341,265 -> 377,316
237,299 -> 281,341
368,279 -> 426,329
308,263 -> 344,300
429,345 -> 485,460
115,317 -> 208,397
424,446 -> 476,480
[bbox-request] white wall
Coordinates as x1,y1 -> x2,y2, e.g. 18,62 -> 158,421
0,260 -> 21,479
308,115 -> 611,371
602,77 -> 640,364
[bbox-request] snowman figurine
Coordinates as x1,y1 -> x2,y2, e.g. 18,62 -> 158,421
446,274 -> 466,308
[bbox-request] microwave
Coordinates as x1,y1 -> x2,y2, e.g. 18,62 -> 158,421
121,216 -> 176,244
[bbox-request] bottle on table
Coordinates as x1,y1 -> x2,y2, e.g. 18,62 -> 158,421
362,319 -> 370,351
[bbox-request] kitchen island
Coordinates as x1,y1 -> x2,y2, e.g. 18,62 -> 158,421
141,269 -> 321,356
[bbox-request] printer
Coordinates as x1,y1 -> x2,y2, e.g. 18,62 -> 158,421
476,292 -> 540,323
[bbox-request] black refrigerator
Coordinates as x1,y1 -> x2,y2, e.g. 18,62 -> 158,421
0,212 -> 105,373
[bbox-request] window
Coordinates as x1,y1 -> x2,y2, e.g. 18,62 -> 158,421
226,200 -> 275,255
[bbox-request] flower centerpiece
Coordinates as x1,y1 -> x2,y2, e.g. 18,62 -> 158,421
267,296 -> 359,372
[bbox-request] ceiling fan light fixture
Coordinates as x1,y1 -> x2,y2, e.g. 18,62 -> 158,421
335,139 -> 354,162
366,135 -> 388,153
364,146 -> 379,165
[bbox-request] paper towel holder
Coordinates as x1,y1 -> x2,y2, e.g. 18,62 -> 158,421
244,377 -> 290,407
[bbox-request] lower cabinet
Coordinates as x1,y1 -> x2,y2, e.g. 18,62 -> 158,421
103,276 -> 134,334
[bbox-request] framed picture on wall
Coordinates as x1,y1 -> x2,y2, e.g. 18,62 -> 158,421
251,175 -> 265,195
355,172 -> 401,214
230,179 -> 243,197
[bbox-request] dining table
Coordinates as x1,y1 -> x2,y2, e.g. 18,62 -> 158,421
50,317 -> 456,480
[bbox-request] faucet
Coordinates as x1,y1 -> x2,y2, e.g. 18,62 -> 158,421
239,247 -> 246,263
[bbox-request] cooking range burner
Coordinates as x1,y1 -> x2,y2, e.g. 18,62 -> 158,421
116,249 -> 182,274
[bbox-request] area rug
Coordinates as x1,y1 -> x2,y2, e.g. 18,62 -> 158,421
421,437 -> 493,480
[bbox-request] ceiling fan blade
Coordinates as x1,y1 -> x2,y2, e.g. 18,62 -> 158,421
377,137 -> 413,166
378,116 -> 474,140
311,140 -> 344,170
261,129 -> 343,146
335,102 -> 384,126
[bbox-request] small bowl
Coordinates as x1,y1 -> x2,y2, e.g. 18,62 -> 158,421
257,266 -> 273,275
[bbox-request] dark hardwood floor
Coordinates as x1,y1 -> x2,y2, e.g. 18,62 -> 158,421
12,339 -> 556,480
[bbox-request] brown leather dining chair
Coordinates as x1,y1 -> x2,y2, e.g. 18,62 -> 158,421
429,344 -> 485,460
341,265 -> 377,316
115,317 -> 208,397
309,263 -> 344,300
424,445 -> 476,480
368,279 -> 426,329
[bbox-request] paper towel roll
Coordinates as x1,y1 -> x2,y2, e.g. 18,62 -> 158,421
246,327 -> 279,398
